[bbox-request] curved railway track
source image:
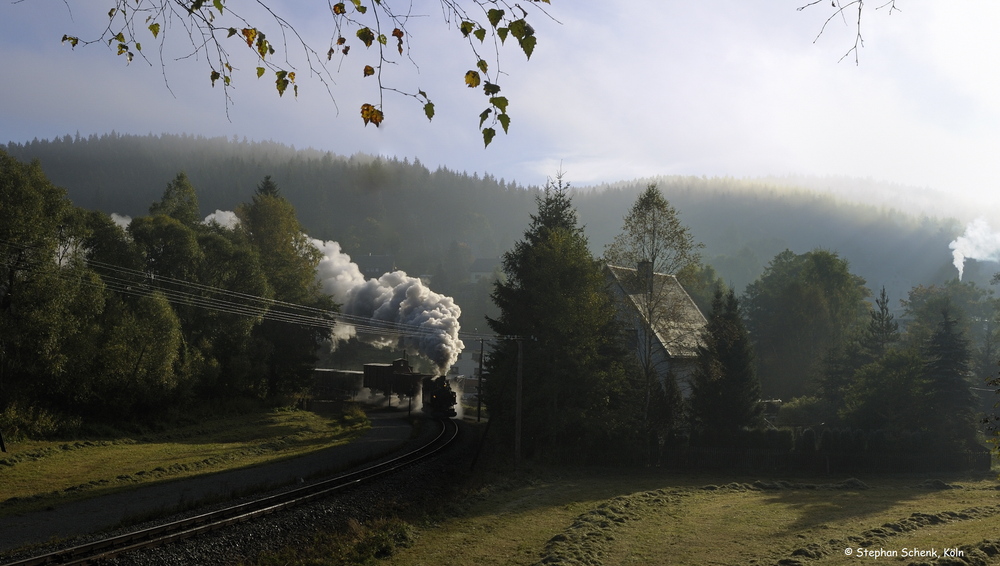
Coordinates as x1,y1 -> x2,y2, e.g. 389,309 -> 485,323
4,417 -> 459,566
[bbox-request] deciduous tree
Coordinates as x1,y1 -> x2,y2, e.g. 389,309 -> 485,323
604,183 -> 702,463
744,249 -> 870,400
148,172 -> 201,228
237,177 -> 334,398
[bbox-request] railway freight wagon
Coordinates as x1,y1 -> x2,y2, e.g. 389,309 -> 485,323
363,359 -> 426,401
312,369 -> 364,400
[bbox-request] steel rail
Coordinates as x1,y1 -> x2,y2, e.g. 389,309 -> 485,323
4,418 -> 459,566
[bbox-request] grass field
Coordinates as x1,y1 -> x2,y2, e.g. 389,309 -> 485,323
5,411 -> 999,566
0,404 -> 369,517
380,468 -> 1000,566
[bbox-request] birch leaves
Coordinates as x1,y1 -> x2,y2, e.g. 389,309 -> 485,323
460,7 -> 541,146
59,1 -> 550,145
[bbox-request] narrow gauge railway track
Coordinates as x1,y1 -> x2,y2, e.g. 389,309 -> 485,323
4,418 -> 459,566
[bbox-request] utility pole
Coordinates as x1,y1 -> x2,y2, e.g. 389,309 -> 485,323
476,338 -> 484,422
514,338 -> 523,471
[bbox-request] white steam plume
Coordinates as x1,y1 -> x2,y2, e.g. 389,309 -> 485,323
949,218 -> 1000,280
203,210 -> 240,229
110,213 -> 132,229
123,208 -> 464,372
310,239 -> 465,374
311,239 -> 367,343
111,211 -> 238,229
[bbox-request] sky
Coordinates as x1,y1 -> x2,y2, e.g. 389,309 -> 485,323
2,1 -> 1000,223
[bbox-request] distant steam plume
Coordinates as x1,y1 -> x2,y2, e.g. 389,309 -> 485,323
110,213 -> 132,229
203,210 -> 240,229
108,210 -> 237,229
949,218 -> 1000,280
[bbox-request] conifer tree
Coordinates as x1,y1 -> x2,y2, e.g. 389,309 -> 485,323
820,285 -> 900,420
149,172 -> 201,227
484,175 -> 633,462
687,289 -> 762,444
923,309 -> 977,449
861,286 -> 900,360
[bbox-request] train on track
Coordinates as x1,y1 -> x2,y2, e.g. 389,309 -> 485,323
313,358 -> 457,418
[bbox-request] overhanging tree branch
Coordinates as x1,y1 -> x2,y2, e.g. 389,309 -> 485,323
42,0 -> 556,145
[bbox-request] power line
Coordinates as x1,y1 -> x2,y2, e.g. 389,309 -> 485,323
0,238 -> 466,340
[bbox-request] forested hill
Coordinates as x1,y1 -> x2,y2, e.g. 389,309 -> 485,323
3,133 -> 539,275
5,133 -> 981,305
574,178 -> 975,301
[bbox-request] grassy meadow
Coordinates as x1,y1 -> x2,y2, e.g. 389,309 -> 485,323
0,404 -> 369,517
4,408 -> 999,566
375,469 -> 1000,566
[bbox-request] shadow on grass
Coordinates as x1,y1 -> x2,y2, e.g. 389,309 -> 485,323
448,455 -> 998,543
755,472 -> 998,537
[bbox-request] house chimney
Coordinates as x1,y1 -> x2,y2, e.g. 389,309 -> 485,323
637,260 -> 653,293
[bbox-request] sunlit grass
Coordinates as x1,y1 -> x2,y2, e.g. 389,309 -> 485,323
380,470 -> 1000,566
0,405 -> 369,517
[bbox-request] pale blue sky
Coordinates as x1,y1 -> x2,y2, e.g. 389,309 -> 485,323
2,1 -> 1000,221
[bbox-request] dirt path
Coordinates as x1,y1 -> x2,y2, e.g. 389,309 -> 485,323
0,411 -> 414,553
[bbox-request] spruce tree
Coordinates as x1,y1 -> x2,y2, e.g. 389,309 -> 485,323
861,286 -> 900,361
149,172 -> 201,227
820,286 -> 900,421
484,175 -> 633,462
923,309 -> 977,449
688,289 -> 762,445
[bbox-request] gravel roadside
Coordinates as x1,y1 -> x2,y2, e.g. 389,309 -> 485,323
0,410 -> 415,555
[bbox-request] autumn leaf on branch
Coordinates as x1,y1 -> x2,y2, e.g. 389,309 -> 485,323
356,27 -> 375,48
465,70 -> 481,88
51,0 -> 556,142
360,103 -> 384,126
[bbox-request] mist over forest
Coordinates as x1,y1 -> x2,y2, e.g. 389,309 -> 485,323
6,132 -> 989,317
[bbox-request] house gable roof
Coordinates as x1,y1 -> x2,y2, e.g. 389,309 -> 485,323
605,264 -> 707,359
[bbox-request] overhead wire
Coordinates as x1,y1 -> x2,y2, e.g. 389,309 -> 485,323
0,237 -> 475,340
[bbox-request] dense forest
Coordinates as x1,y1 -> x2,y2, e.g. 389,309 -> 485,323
3,134 -> 997,465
